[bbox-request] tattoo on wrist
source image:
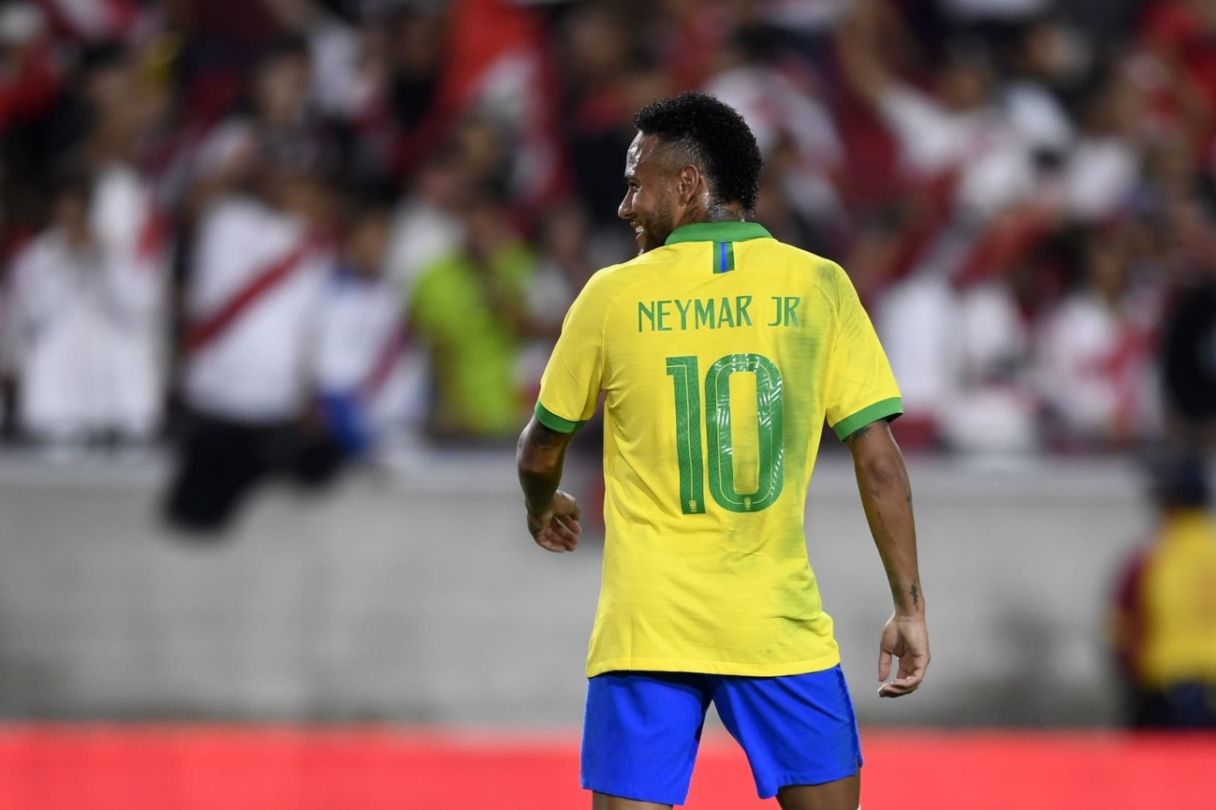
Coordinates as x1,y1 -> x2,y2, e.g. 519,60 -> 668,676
911,583 -> 920,608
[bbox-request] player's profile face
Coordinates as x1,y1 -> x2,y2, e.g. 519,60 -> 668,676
618,132 -> 677,254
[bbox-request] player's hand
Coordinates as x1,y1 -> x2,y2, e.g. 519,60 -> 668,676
527,490 -> 582,553
877,612 -> 929,698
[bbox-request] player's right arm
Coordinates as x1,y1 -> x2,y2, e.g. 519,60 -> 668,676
517,268 -> 611,553
847,421 -> 929,698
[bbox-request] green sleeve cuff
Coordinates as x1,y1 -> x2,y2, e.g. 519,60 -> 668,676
534,402 -> 584,434
832,397 -> 903,441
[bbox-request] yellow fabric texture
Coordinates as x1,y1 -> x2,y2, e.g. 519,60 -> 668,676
536,222 -> 901,677
1140,512 -> 1216,688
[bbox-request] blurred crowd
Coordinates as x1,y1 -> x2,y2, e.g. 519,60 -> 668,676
3,0 -> 1216,459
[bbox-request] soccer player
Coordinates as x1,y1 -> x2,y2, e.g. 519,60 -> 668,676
516,92 -> 928,810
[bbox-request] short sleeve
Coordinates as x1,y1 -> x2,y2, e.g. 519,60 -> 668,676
534,274 -> 607,432
823,265 -> 902,441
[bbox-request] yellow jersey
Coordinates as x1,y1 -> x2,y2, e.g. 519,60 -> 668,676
535,221 -> 901,677
1137,512 -> 1216,688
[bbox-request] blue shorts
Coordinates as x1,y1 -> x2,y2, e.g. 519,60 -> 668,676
581,666 -> 862,806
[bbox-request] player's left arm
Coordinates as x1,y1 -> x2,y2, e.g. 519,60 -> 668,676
847,419 -> 929,698
516,418 -> 582,553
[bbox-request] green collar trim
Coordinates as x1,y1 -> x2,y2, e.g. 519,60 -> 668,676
664,221 -> 772,246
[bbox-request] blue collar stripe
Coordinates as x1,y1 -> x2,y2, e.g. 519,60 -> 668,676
715,241 -> 735,273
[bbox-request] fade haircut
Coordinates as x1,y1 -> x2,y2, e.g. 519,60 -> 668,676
634,92 -> 762,212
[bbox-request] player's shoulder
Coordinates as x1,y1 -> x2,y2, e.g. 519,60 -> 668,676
766,238 -> 843,274
763,238 -> 853,303
574,249 -> 674,304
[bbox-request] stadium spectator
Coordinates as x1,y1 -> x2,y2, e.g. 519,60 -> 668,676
1036,226 -> 1160,448
0,0 -> 1213,462
188,33 -> 333,222
839,0 -> 1037,225
3,167 -> 164,448
384,145 -> 467,299
258,0 -> 364,122
314,196 -> 409,463
705,24 -> 846,251
520,201 -> 595,393
409,189 -> 536,442
164,143 -> 336,532
1059,63 -> 1143,224
557,3 -> 668,258
939,272 -> 1040,453
998,16 -> 1082,201
1160,202 -> 1216,443
0,4 -> 58,134
1111,452 -> 1216,729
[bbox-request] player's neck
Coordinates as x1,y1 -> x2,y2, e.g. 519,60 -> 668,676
677,201 -> 748,229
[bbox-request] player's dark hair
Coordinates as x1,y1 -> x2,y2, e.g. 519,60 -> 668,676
634,92 -> 762,212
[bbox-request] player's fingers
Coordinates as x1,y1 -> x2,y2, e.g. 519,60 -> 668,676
552,520 -> 581,550
551,518 -> 579,545
877,679 -> 918,698
879,667 -> 926,698
536,529 -> 570,552
895,665 -> 925,687
877,649 -> 892,683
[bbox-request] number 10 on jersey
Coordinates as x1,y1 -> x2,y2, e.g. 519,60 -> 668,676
666,353 -> 785,515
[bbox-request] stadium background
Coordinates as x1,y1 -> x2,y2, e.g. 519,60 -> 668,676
0,0 -> 1215,807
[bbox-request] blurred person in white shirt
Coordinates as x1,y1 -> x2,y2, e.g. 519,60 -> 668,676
189,35 -> 327,222
1037,226 -> 1160,448
1059,62 -> 1145,225
838,0 -> 1039,447
940,266 -> 1042,454
165,137 -> 336,533
839,1 -> 1037,224
314,195 -> 408,464
4,167 -> 165,448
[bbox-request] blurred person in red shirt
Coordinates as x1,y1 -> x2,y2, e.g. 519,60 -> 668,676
0,4 -> 58,132
1112,452 -> 1216,729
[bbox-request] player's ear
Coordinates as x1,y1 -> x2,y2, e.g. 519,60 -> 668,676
676,164 -> 702,205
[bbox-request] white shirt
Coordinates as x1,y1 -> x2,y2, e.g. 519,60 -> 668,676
315,273 -> 408,430
6,228 -> 161,439
878,86 -> 1035,219
183,196 -> 330,422
1063,136 -> 1139,223
1037,290 -> 1159,439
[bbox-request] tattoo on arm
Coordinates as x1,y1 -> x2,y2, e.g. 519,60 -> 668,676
518,419 -> 575,516
532,423 -> 568,449
911,583 -> 920,609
